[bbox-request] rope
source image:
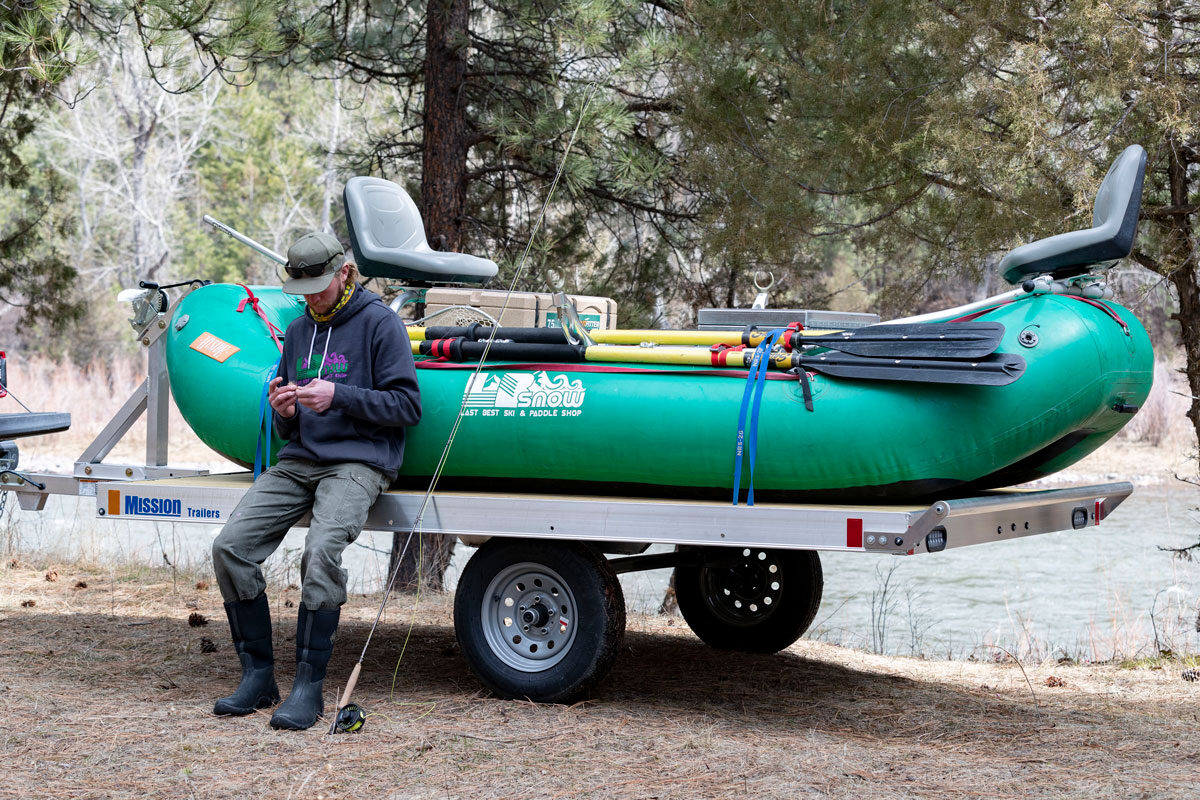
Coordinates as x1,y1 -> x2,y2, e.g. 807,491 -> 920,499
236,284 -> 285,353
329,85 -> 599,733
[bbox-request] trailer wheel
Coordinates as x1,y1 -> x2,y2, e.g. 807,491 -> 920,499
674,547 -> 822,654
454,539 -> 626,703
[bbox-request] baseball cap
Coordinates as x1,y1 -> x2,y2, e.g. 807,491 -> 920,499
282,231 -> 345,295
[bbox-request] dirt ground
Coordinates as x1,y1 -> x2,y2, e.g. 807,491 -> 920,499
1,562 -> 1198,800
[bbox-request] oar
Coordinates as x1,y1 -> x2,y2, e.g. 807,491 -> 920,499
794,351 -> 1026,386
414,321 -> 1004,360
794,322 -> 1003,359
415,339 -> 1026,386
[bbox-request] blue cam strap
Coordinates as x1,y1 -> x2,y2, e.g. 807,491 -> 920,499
732,329 -> 785,505
253,359 -> 282,480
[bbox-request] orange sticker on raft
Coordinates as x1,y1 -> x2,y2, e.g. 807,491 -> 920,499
189,332 -> 240,362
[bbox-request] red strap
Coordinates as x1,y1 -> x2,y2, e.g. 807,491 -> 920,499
1067,295 -> 1129,332
236,284 -> 285,354
709,344 -> 745,367
781,322 -> 803,352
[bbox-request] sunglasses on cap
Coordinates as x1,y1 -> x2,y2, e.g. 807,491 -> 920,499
284,254 -> 340,280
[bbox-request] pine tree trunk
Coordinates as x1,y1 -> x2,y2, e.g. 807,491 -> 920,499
422,0 -> 469,253
406,0 -> 471,589
1162,140 -> 1200,456
390,531 -> 457,592
1170,264 -> 1200,449
659,571 -> 679,614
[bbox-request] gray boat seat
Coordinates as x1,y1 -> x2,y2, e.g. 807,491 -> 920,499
343,176 -> 498,284
1001,144 -> 1146,284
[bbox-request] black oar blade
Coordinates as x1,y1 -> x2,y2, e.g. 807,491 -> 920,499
800,322 -> 1004,359
796,350 -> 1025,386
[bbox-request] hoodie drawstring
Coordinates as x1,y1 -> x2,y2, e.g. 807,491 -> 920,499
308,323 -> 332,381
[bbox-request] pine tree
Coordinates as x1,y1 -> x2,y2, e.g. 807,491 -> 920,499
0,1 -> 84,329
119,0 -> 696,324
680,0 -> 1200,447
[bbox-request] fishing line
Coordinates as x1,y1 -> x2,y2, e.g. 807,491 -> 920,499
328,85 -> 598,734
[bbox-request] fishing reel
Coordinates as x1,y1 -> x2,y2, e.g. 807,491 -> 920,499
333,703 -> 367,733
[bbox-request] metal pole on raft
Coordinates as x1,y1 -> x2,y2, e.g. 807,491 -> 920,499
202,215 -> 288,266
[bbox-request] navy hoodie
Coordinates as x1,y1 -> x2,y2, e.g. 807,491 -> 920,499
273,285 -> 421,477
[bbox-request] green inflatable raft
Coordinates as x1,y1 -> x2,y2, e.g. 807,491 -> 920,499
163,282 -> 1152,501
165,144 -> 1155,501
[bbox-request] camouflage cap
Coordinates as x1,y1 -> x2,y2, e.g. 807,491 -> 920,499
283,231 -> 345,295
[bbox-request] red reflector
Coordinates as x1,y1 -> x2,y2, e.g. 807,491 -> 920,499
847,518 -> 863,548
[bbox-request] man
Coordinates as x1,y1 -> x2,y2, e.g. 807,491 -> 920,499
210,231 -> 421,730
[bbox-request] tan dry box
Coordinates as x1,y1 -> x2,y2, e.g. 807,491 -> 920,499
423,288 -> 618,330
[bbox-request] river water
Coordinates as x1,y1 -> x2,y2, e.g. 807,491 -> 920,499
6,480 -> 1198,661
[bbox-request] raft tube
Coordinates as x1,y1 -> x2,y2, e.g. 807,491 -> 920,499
164,284 -> 1153,501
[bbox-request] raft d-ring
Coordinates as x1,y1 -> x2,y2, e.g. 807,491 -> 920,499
1018,325 -> 1040,348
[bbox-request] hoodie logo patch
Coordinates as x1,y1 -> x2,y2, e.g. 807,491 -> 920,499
296,352 -> 350,383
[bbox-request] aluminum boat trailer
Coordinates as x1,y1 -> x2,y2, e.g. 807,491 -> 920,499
0,281 -> 1136,701
1,460 -> 1130,700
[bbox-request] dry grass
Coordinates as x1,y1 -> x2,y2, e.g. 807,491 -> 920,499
0,353 -> 224,471
1,560 -> 1198,800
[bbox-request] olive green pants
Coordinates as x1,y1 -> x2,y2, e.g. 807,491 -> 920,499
212,459 -> 391,611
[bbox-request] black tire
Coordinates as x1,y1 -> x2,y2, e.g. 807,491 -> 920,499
454,539 -> 626,703
674,546 -> 822,654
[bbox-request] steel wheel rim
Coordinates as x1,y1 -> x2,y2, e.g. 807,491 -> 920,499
699,548 -> 783,627
481,561 -> 579,672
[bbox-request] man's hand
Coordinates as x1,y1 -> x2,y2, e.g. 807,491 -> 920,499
296,378 -> 336,413
268,377 -> 297,418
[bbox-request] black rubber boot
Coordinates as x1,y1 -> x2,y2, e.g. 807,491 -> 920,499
213,593 -> 280,716
270,605 -> 340,731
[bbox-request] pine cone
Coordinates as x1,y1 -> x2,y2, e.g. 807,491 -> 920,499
1182,668 -> 1199,683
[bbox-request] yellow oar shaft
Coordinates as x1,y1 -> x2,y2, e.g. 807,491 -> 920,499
589,328 -> 839,346
408,326 -> 841,347
411,339 -> 791,369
